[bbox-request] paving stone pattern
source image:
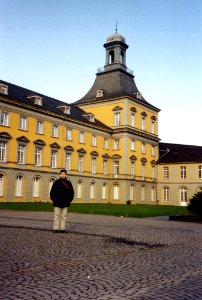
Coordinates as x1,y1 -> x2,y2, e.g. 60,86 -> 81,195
0,210 -> 201,300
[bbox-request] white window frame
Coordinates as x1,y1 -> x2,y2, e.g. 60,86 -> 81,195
49,178 -> 55,195
51,150 -> 57,168
0,111 -> 9,126
114,161 -> 120,177
131,140 -> 135,151
65,152 -> 71,171
92,135 -> 97,146
52,125 -> 58,137
130,184 -> 134,201
0,141 -> 6,162
36,120 -> 44,134
151,187 -> 155,202
35,147 -> 42,166
180,187 -> 188,205
151,120 -> 155,134
102,183 -> 107,200
163,166 -> 169,179
15,175 -> 23,197
180,166 -> 186,179
163,187 -> 169,202
78,155 -> 84,172
113,183 -> 119,200
33,176 -> 40,197
0,174 -> 4,196
114,139 -> 120,150
141,164 -> 145,180
131,161 -> 135,177
141,143 -> 146,153
79,132 -> 84,143
141,116 -> 146,130
114,111 -> 121,126
17,144 -> 25,164
90,182 -> 95,199
131,112 -> 135,127
66,128 -> 72,141
77,181 -> 82,198
91,157 -> 96,174
103,159 -> 108,175
19,116 -> 27,131
151,165 -> 155,180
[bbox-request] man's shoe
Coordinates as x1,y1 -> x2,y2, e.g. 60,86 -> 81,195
60,230 -> 65,233
53,230 -> 59,233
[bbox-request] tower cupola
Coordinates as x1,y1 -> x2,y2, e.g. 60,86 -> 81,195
104,33 -> 128,72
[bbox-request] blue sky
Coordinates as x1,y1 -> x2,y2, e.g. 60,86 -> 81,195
1,0 -> 202,145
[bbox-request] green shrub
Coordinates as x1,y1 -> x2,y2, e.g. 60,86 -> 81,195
188,191 -> 202,217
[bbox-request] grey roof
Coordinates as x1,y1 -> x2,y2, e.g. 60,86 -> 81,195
74,68 -> 160,111
0,80 -> 111,131
158,142 -> 202,164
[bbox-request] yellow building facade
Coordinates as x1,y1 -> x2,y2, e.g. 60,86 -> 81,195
1,33 -> 201,205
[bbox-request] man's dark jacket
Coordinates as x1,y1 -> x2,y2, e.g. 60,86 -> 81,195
50,178 -> 74,208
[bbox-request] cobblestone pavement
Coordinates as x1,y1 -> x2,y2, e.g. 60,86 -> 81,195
0,210 -> 201,300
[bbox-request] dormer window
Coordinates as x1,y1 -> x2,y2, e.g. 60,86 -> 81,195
96,89 -> 104,98
27,95 -> 42,106
133,92 -> 142,99
0,84 -> 8,95
57,105 -> 70,115
83,113 -> 95,122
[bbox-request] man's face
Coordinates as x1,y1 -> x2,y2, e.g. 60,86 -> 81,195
60,172 -> 66,179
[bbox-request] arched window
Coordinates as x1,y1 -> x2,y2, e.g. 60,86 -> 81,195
113,183 -> 119,200
130,184 -> 134,201
49,177 -> 56,194
141,186 -> 145,201
15,175 -> 23,197
151,187 -> 155,202
102,183 -> 107,200
77,181 -> 82,199
109,50 -> 114,64
90,182 -> 95,199
33,176 -> 40,197
0,174 -> 4,196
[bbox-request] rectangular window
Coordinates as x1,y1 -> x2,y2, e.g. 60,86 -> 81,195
163,187 -> 169,202
0,142 -> 6,162
141,164 -> 145,180
36,121 -> 44,134
141,117 -> 146,130
163,166 -> 169,179
131,161 -> 135,177
66,128 -> 72,141
131,112 -> 135,127
102,184 -> 107,200
91,157 -> 96,173
19,116 -> 27,130
151,166 -> 155,180
103,138 -> 108,149
17,144 -> 25,164
151,120 -> 155,134
15,175 -> 23,197
114,112 -> 121,126
51,150 -> 57,168
33,177 -> 40,197
0,111 -> 9,126
78,155 -> 84,172
35,147 -> 42,166
180,166 -> 186,179
114,139 -> 120,150
141,143 -> 146,153
151,145 -> 155,156
79,132 -> 84,143
65,153 -> 71,170
103,159 -> 108,175
114,161 -> 119,177
0,174 -> 4,196
131,140 -> 135,151
92,135 -> 97,146
199,165 -> 202,179
52,125 -> 58,137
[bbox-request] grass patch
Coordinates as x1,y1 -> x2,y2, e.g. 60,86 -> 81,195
0,202 -> 188,218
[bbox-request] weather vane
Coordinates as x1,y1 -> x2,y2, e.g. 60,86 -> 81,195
115,20 -> 118,34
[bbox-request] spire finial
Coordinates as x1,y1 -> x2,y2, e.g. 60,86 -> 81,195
115,20 -> 118,34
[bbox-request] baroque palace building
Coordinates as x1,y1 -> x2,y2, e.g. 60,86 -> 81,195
0,32 -> 202,206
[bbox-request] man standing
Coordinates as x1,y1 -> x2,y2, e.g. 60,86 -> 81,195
50,169 -> 74,233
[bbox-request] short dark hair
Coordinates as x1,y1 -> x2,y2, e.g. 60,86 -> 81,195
60,169 -> 67,174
